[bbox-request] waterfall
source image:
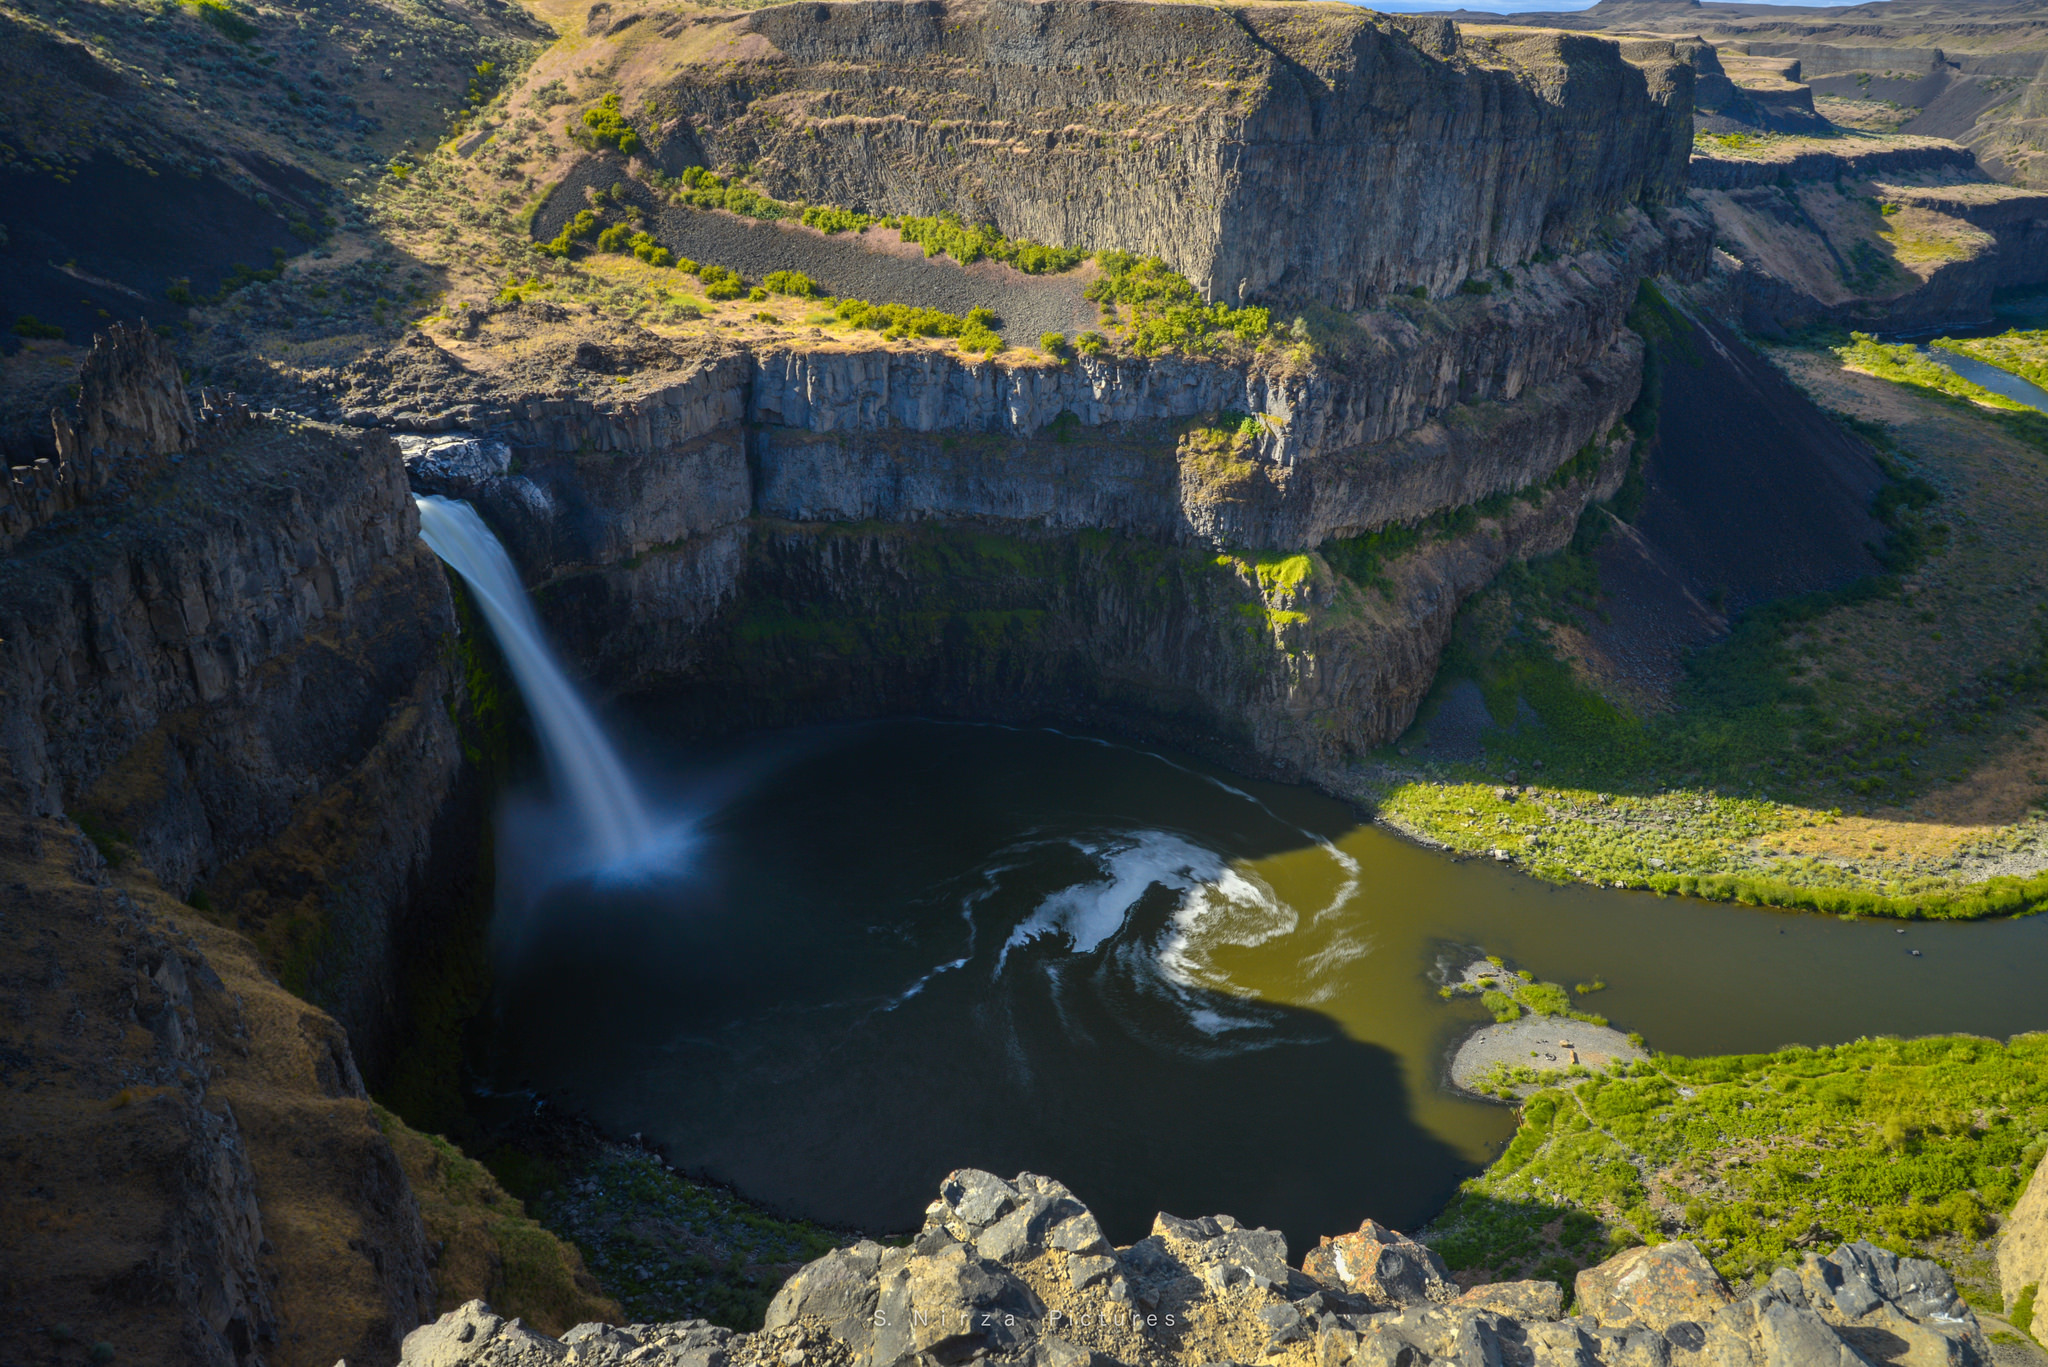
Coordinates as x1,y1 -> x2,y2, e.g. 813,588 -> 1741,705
414,494 -> 657,866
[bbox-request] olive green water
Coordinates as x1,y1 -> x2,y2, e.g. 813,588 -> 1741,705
481,720 -> 2048,1254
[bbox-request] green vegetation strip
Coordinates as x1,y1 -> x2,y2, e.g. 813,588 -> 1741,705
1429,1033 -> 2048,1294
1936,329 -> 2048,392
1839,334 -> 2038,413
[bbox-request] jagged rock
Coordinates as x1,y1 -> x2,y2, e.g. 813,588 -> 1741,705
1302,1219 -> 1455,1307
1999,1149 -> 2048,1318
871,1241 -> 1045,1367
401,1172 -> 1996,1367
764,1241 -> 890,1347
401,1301 -> 568,1365
1456,1279 -> 1566,1320
1575,1241 -> 1734,1334
1151,1211 -> 1293,1294
5,320 -> 201,550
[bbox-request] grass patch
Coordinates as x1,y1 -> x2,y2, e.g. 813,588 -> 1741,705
375,1106 -> 619,1336
1427,1034 -> 2048,1291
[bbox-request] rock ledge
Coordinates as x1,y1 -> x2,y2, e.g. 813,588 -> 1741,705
399,1169 -> 1992,1367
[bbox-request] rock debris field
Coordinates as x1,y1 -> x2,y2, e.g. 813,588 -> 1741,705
399,1166 -> 1999,1367
532,157 -> 1101,341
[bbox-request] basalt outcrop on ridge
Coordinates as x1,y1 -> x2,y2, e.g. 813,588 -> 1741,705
398,1168 -> 1996,1367
617,0 -> 1695,306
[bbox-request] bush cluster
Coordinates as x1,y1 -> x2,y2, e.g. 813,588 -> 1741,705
763,270 -> 819,297
189,0 -> 256,42
800,205 -> 881,235
1086,252 -> 1269,355
12,314 -> 62,340
697,264 -> 745,300
895,213 -> 1084,274
573,94 -> 642,156
536,208 -> 598,258
833,298 -> 1002,353
675,167 -> 784,220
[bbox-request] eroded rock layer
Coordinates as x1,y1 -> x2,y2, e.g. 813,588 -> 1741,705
632,0 -> 1694,305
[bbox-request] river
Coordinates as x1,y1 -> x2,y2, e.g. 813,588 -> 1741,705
477,719 -> 2048,1253
1922,343 -> 2048,412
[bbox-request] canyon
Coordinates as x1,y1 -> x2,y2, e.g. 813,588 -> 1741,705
4,0 -> 2048,1362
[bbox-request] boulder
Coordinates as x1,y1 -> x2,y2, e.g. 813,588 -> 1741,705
1151,1211 -> 1292,1294
399,1300 -> 567,1367
1456,1279 -> 1565,1320
1574,1241 -> 1734,1334
870,1242 -> 1045,1367
1302,1219 -> 1456,1306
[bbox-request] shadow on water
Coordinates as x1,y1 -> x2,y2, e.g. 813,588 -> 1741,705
479,719 -> 1475,1253
475,719 -> 2048,1254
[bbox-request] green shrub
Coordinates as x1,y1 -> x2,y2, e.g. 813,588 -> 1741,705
1432,1034 -> 2048,1289
705,278 -> 744,301
625,233 -> 674,267
895,212 -> 1083,274
1460,278 -> 1493,296
594,223 -> 632,253
1480,990 -> 1522,1023
536,209 -> 599,258
189,0 -> 256,41
1074,330 -> 1107,356
832,297 -> 1003,352
12,314 -> 62,339
800,205 -> 880,235
573,94 -> 641,156
1040,331 -> 1069,357
747,286 -> 768,302
1515,982 -> 1572,1017
763,270 -> 819,297
1087,253 -> 1269,355
2013,1282 -> 2038,1340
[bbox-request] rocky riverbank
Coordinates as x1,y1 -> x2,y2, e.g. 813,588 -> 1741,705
397,1168 -> 2000,1367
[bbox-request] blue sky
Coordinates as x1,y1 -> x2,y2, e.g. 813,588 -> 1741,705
1363,0 -> 1876,12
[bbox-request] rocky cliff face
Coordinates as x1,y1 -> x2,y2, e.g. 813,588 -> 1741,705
406,206 -> 1687,773
2003,1149 -> 2048,1322
396,1167 -> 1995,1367
1692,152 -> 2048,336
627,0 -> 1691,306
0,799 -> 439,1367
0,327 -> 466,1080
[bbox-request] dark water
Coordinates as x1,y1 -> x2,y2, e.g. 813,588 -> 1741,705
479,721 -> 2048,1253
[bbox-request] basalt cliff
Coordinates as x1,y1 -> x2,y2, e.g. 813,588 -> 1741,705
2,0 -> 2037,1362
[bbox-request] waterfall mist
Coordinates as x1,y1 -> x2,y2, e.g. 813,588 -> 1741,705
414,495 -> 658,869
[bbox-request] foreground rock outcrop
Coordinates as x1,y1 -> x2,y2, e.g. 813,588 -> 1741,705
400,1169 -> 1994,1367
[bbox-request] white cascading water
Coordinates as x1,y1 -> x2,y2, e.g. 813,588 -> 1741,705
414,494 -> 657,866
